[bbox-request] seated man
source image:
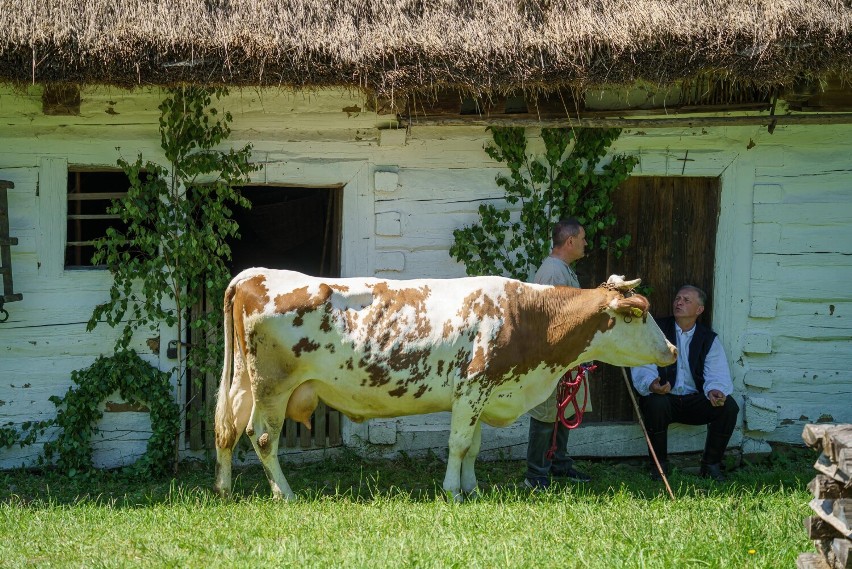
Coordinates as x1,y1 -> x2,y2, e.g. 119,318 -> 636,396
631,285 -> 739,482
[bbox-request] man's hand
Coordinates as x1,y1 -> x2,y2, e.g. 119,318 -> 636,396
649,378 -> 672,395
708,389 -> 727,407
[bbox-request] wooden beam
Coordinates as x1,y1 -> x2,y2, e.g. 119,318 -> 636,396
403,112 -> 852,128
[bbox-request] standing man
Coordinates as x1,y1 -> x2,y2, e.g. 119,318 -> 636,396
631,285 -> 739,482
524,217 -> 592,490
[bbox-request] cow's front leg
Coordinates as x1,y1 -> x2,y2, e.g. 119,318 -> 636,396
443,399 -> 482,502
460,421 -> 482,496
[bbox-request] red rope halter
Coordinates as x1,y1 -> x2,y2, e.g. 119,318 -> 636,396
545,363 -> 597,460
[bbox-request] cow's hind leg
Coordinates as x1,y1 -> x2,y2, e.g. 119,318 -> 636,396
443,399 -> 483,502
248,404 -> 296,500
460,421 -> 482,496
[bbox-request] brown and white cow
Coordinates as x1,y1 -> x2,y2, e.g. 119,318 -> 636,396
214,269 -> 677,500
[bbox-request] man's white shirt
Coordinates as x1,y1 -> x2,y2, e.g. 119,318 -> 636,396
631,322 -> 733,397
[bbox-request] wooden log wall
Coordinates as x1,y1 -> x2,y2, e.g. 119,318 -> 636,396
798,424 -> 852,569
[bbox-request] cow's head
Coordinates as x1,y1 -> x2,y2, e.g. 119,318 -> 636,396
582,277 -> 678,367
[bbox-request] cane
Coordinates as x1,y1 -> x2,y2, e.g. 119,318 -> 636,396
620,367 -> 675,500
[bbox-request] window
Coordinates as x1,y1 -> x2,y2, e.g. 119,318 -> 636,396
65,170 -> 132,269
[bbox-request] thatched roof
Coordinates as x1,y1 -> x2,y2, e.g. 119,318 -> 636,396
1,0 -> 850,98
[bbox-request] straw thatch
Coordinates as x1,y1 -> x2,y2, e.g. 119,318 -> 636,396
1,0 -> 850,98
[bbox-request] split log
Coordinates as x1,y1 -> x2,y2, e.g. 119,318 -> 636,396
807,516 -> 846,540
815,454 -> 852,489
809,498 -> 852,540
797,552 -> 833,569
804,424 -> 852,478
811,475 -> 852,500
833,538 -> 851,569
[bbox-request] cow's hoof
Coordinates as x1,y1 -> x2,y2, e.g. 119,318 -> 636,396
463,488 -> 481,501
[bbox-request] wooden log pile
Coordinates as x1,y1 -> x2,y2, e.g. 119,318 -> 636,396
798,424 -> 852,569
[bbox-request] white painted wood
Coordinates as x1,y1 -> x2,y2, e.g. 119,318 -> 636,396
744,396 -> 781,432
375,252 -> 406,273
750,296 -> 777,318
753,184 -> 783,203
743,369 -> 774,389
37,158 -> 67,278
2,86 -> 852,468
374,170 -> 399,193
379,128 -> 407,147
742,332 -> 773,354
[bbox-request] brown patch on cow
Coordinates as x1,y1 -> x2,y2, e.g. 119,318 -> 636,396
360,282 -> 433,348
293,337 -> 321,357
389,385 -> 407,397
442,320 -> 455,339
457,288 -> 502,323
414,384 -> 429,398
324,343 -> 336,353
329,284 -> 350,293
346,357 -> 354,370
274,283 -> 333,326
467,345 -> 487,377
469,282 -> 616,388
232,274 -> 271,359
436,360 -> 445,376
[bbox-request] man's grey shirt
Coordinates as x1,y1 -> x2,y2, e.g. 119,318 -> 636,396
528,255 -> 582,422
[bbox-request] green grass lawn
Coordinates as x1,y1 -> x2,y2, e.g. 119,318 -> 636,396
0,444 -> 817,568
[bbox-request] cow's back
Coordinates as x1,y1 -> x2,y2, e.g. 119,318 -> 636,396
235,269 -> 519,420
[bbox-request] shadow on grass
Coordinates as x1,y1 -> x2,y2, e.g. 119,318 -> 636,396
0,443 -> 817,507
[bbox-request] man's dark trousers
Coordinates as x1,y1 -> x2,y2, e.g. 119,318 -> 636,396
639,393 -> 739,466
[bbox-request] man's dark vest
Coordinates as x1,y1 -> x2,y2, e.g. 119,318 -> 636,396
656,316 -> 717,392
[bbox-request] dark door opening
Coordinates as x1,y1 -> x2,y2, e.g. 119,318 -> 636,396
227,186 -> 341,277
187,186 -> 343,451
579,176 -> 721,423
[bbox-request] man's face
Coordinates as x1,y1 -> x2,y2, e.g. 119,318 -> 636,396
673,288 -> 704,320
559,226 -> 587,263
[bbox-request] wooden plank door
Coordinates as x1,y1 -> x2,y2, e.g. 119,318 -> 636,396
578,176 -> 721,422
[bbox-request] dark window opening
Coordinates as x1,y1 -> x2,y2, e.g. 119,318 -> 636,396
65,170 -> 133,269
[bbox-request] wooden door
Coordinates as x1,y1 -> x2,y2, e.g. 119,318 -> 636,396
578,176 -> 721,422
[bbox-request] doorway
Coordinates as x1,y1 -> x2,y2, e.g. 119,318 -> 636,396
579,176 -> 721,422
186,186 -> 343,451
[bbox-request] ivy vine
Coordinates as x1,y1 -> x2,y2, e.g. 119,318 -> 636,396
0,87 -> 256,478
85,86 -> 258,472
42,350 -> 180,478
450,127 -> 637,280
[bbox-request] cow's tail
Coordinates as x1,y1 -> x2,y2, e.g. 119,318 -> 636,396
214,281 -> 239,450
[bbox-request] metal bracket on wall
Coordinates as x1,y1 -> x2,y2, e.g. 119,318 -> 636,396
0,180 -> 23,323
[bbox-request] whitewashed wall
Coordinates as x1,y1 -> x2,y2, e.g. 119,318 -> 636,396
0,85 -> 849,470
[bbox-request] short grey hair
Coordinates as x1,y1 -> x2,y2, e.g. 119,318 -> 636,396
552,217 -> 582,248
678,285 -> 707,306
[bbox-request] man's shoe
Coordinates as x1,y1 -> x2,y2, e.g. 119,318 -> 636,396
699,462 -> 726,482
552,466 -> 592,483
524,477 -> 550,491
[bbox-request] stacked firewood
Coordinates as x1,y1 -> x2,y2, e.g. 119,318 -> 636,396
798,424 -> 852,569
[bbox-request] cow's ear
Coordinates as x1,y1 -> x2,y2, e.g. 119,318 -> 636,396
605,274 -> 642,291
610,294 -> 650,322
